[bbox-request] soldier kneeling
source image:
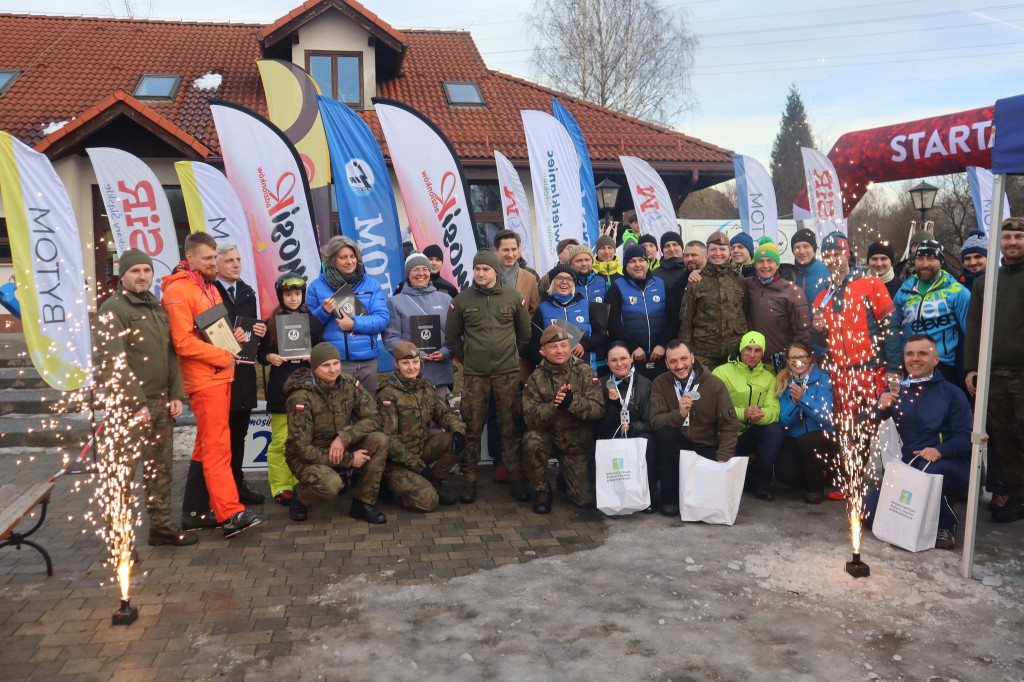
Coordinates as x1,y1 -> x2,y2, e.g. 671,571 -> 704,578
523,325 -> 605,513
285,343 -> 389,524
377,342 -> 468,511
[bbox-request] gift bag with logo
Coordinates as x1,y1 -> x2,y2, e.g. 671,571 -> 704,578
871,417 -> 903,472
595,438 -> 650,515
678,450 -> 749,525
872,457 -> 942,552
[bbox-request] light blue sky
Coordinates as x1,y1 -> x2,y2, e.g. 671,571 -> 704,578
11,0 -> 1024,168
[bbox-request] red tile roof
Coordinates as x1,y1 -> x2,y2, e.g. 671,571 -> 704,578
0,9 -> 731,173
262,0 -> 407,52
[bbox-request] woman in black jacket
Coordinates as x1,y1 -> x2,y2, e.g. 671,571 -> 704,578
257,273 -> 324,505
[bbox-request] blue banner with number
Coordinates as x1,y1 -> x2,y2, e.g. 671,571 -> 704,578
552,98 -> 599,247
318,95 -> 405,371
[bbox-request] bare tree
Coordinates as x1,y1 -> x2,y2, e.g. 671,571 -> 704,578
100,0 -> 155,18
528,0 -> 698,125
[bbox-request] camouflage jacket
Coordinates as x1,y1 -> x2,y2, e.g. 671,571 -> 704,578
523,355 -> 605,435
679,261 -> 748,361
284,367 -> 382,471
377,373 -> 466,471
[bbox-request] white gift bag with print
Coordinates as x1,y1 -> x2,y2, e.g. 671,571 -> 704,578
678,450 -> 748,525
595,438 -> 650,515
872,457 -> 943,552
872,418 -> 903,471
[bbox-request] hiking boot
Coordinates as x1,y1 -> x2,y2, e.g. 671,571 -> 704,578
510,479 -> 532,502
274,490 -> 293,506
533,489 -> 552,514
935,528 -> 955,550
181,510 -> 219,530
435,479 -> 458,506
289,494 -> 308,522
992,496 -> 1024,523
237,480 -> 265,505
660,504 -> 679,517
493,464 -> 509,484
148,524 -> 198,547
805,491 -> 824,504
988,493 -> 1009,511
222,510 -> 261,538
459,480 -> 477,504
349,499 -> 386,524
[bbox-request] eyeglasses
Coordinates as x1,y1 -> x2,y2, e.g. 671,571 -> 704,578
553,275 -> 575,283
787,355 -> 810,363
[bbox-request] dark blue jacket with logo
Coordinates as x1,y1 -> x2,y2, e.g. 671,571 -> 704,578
606,272 -> 669,355
529,292 -> 609,370
878,372 -> 972,462
577,270 -> 609,305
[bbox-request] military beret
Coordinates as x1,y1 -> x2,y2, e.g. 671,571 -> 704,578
539,324 -> 569,346
1003,217 -> 1024,232
706,231 -> 729,247
392,341 -> 419,361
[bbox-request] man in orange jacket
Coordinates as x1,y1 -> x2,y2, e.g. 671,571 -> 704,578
162,232 -> 260,538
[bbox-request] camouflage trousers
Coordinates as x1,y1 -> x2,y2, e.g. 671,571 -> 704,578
522,429 -> 595,506
294,432 -> 388,507
118,397 -> 174,529
385,432 -> 459,513
461,373 -> 522,484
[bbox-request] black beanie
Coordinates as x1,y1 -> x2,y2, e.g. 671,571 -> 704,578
638,234 -> 658,248
423,244 -> 444,262
660,231 -> 683,251
791,228 -> 818,251
866,241 -> 895,263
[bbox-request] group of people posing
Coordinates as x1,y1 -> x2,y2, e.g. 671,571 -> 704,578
96,217 -> 1024,552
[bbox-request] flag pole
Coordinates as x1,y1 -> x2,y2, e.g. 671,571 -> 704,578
960,172 -> 1006,579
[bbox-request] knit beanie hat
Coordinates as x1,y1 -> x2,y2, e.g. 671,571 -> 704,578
909,230 -> 932,247
473,248 -> 500,272
751,236 -> 780,266
423,244 -> 444,262
730,232 -> 755,257
595,235 -> 616,251
821,232 -> 850,257
546,264 -> 577,292
866,241 -> 895,262
556,238 -> 580,256
706,231 -> 729,247
791,228 -> 818,251
405,252 -> 430,278
623,243 -> 647,265
660,231 -> 683,251
960,230 -> 988,258
740,330 -> 766,352
310,342 -> 341,370
638,234 -> 658,248
118,248 -> 152,275
915,239 -> 945,264
566,244 -> 593,264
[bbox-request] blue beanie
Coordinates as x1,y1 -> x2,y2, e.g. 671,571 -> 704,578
960,229 -> 988,258
623,243 -> 647,265
730,232 -> 754,256
821,231 -> 850,256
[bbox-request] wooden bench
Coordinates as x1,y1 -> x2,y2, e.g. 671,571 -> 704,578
0,482 -> 55,575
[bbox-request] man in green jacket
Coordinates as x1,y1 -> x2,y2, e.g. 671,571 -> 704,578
377,342 -> 468,511
650,340 -> 741,516
678,231 -> 748,369
523,325 -> 606,513
445,249 -> 532,503
95,248 -> 195,546
285,343 -> 389,524
712,331 -> 783,500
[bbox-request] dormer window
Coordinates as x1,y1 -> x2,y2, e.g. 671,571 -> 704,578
133,74 -> 181,101
308,52 -> 362,108
443,81 -> 484,107
0,70 -> 22,97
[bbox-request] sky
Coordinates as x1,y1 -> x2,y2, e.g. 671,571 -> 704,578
7,0 -> 1024,171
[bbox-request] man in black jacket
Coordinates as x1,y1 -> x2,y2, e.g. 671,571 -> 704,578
215,242 -> 266,505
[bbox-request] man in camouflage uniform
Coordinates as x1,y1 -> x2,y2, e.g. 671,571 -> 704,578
523,325 -> 606,513
377,342 -> 468,511
445,249 -> 532,503
678,231 -> 749,369
95,249 -> 195,546
285,343 -> 389,524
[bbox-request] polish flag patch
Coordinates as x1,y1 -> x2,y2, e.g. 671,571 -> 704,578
382,400 -> 392,407
592,378 -> 599,384
295,404 -> 305,412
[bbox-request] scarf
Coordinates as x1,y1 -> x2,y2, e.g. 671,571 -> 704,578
551,291 -> 573,305
877,266 -> 895,284
757,272 -> 781,287
324,262 -> 366,290
499,262 -> 519,289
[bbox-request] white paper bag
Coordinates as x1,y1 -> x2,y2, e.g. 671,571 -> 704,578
678,450 -> 749,525
872,457 -> 943,552
595,438 -> 650,515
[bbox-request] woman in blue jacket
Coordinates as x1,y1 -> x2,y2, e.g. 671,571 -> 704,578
306,235 -> 389,396
774,341 -> 838,503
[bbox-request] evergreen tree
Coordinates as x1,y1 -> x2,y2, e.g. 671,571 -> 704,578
770,84 -> 815,217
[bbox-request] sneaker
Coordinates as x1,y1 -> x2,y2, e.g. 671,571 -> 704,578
935,528 -> 955,550
237,480 -> 265,505
181,510 -> 220,530
349,499 -> 386,524
826,491 -> 846,501
148,524 -> 199,547
274,490 -> 293,506
532,489 -> 552,514
289,494 -> 308,522
493,464 -> 509,484
222,510 -> 261,538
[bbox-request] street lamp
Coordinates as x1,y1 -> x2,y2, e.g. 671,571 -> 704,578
909,181 -> 939,222
595,178 -> 621,226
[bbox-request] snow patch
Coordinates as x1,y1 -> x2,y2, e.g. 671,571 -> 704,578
42,119 -> 72,135
192,72 -> 222,91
